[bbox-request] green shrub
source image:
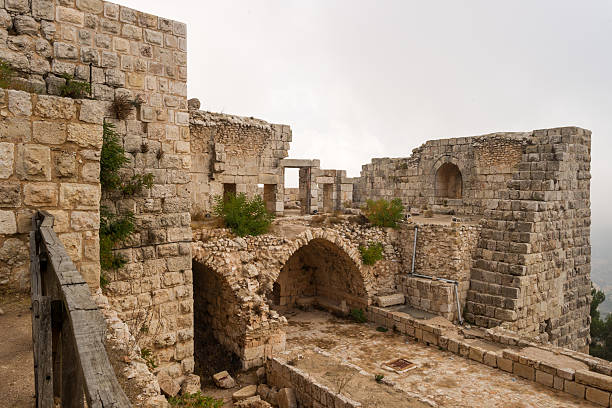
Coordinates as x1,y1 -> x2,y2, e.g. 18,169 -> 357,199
59,73 -> 91,99
213,193 -> 273,237
0,59 -> 15,89
168,392 -> 224,407
375,374 -> 385,383
101,123 -> 130,191
376,326 -> 388,333
363,198 -> 404,228
99,207 -> 134,271
350,308 -> 367,323
359,242 -> 384,265
141,348 -> 157,370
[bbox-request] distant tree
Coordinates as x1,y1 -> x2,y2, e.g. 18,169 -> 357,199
362,198 -> 404,228
590,287 -> 612,360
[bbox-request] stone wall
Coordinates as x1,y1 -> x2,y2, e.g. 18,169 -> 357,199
189,108 -> 290,217
353,132 -> 528,216
0,91 -> 103,289
466,127 -> 592,351
0,0 -> 194,384
191,219 -> 402,368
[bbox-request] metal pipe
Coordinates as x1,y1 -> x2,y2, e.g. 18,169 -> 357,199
408,226 -> 464,324
411,226 -> 418,275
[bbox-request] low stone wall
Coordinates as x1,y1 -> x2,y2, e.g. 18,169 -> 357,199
400,277 -> 463,321
368,306 -> 612,407
265,357 -> 360,408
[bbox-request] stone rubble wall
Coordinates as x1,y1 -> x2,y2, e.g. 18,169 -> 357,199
191,220 -> 402,368
466,127 -> 592,352
370,305 -> 612,407
189,108 -> 290,217
0,0 -> 194,385
0,91 -> 103,289
353,132 -> 528,216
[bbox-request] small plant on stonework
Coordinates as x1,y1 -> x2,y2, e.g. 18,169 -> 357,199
100,272 -> 110,289
350,308 -> 367,323
362,198 -> 404,228
101,123 -> 130,191
359,242 -> 384,265
168,392 -> 224,408
0,59 -> 15,89
140,347 -> 158,370
376,326 -> 388,333
59,73 -> 91,99
99,207 -> 135,270
111,93 -> 135,120
213,193 -> 273,237
121,173 -> 154,196
374,374 -> 385,383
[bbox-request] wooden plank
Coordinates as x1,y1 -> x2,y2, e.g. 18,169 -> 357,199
68,310 -> 131,408
61,309 -> 84,408
32,297 -> 54,408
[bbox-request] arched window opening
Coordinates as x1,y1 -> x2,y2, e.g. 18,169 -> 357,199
435,163 -> 463,199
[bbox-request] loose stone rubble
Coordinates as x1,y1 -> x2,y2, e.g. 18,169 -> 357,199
0,0 -> 601,406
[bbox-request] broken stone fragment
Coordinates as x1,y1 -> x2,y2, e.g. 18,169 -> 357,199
232,384 -> 258,401
256,366 -> 266,383
181,373 -> 201,395
277,388 -> 297,408
213,370 -> 236,389
234,395 -> 272,408
156,371 -> 180,397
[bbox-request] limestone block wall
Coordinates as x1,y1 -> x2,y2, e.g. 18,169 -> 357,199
189,109 -> 290,217
394,223 -> 479,321
0,0 -> 195,382
312,168 -> 353,213
466,127 -> 592,352
0,91 -> 102,289
353,133 -> 528,216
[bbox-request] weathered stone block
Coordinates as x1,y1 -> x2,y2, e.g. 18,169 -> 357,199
70,211 -> 99,231
76,0 -> 103,13
67,123 -> 103,148
33,121 -> 67,145
16,144 -> 51,181
78,100 -> 108,124
24,183 -> 58,207
564,380 -> 586,399
34,95 -> 75,119
59,183 -> 100,210
8,90 -> 31,116
576,370 -> 612,392
0,210 -> 17,234
0,142 -> 14,179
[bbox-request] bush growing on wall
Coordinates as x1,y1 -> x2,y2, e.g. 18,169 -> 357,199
359,242 -> 384,265
214,193 -> 273,237
363,198 -> 404,228
99,123 -> 153,286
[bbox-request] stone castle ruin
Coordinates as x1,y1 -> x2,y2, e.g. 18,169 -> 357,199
0,0 -> 605,407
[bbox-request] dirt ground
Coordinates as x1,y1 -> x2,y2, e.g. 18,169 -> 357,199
0,291 -> 35,408
281,308 -> 599,408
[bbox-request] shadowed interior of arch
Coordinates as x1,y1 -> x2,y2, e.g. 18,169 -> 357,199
435,162 -> 463,199
192,260 -> 242,382
270,238 -> 368,315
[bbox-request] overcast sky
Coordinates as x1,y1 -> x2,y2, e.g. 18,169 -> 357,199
124,0 -> 611,233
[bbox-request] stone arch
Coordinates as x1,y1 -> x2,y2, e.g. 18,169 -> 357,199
192,259 -> 243,377
271,230 -> 372,311
434,159 -> 463,199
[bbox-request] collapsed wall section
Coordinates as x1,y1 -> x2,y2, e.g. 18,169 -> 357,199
353,133 -> 527,216
189,108 -> 290,217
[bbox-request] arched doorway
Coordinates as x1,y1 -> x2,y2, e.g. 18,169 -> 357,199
435,163 -> 463,199
192,260 -> 242,381
271,238 -> 367,314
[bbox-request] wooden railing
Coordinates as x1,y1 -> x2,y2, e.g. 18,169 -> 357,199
30,210 -> 131,408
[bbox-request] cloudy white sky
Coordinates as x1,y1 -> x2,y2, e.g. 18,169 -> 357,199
125,0 -> 611,239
